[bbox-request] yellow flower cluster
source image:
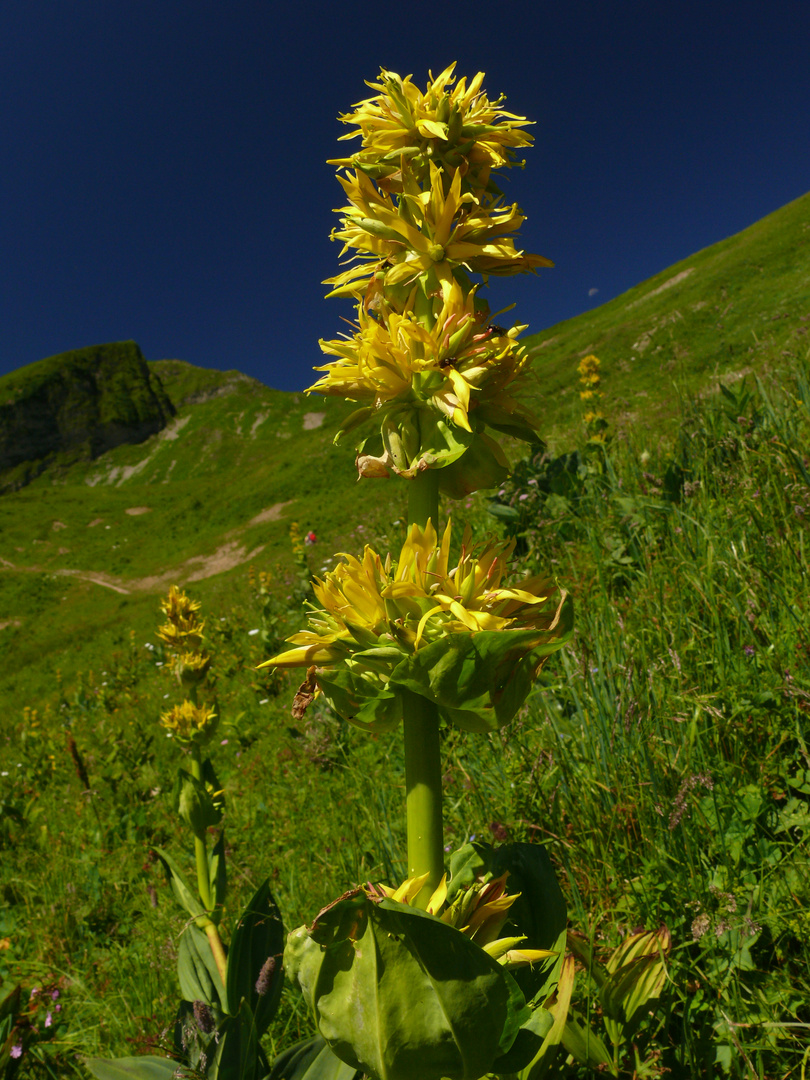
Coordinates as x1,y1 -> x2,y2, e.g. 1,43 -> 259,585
577,353 -> 601,401
324,163 -> 551,302
312,282 -> 540,486
156,585 -> 212,691
265,519 -> 563,669
160,699 -> 218,745
311,64 -> 552,495
374,871 -> 552,971
261,519 -> 571,732
328,63 -> 534,198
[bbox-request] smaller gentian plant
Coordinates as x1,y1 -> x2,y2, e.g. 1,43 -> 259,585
85,587 -> 285,1080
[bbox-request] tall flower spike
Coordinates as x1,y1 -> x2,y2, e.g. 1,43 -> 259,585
315,64 -> 553,496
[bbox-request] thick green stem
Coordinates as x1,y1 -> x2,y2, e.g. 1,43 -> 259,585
404,469 -> 443,908
190,744 -> 213,913
408,469 -> 439,530
189,742 -> 228,986
403,691 -> 444,907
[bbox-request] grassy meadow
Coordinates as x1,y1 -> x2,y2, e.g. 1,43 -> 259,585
1,192 -> 809,1078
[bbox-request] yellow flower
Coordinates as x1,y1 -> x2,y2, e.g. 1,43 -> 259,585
157,585 -> 205,651
175,650 -> 211,687
260,519 -> 572,733
160,700 -> 218,745
311,284 -> 540,488
328,64 -> 534,200
160,584 -> 202,624
325,163 -> 551,302
373,871 -> 553,971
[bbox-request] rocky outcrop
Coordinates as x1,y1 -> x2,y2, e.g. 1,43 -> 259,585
0,341 -> 175,491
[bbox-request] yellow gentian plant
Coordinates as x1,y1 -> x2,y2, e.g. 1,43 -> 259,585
259,65 -> 576,1080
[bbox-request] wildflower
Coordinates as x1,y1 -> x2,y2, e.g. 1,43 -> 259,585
744,644 -> 755,657
312,284 -> 540,493
373,871 -> 553,971
326,164 -> 550,301
156,585 -> 205,652
160,700 -> 218,746
11,1044 -> 22,1059
45,1011 -> 53,1027
328,64 -> 535,199
260,519 -> 572,732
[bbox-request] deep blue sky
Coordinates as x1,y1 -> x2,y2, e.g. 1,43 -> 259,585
2,0 -> 808,392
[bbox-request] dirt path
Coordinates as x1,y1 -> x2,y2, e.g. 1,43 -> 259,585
0,499 -> 296,596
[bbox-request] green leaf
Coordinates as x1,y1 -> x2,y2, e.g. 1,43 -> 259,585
489,843 -> 568,1005
560,1012 -> 616,1073
84,1056 -> 183,1080
177,923 -> 227,1012
515,955 -> 576,1080
489,1006 -> 554,1074
209,829 -> 227,914
226,879 -> 285,1040
285,892 -> 529,1080
210,999 -> 263,1080
267,1036 -> 362,1080
598,927 -> 670,1039
315,667 -> 401,732
153,847 -> 206,922
437,432 -> 509,498
176,767 -> 221,840
390,612 -> 573,732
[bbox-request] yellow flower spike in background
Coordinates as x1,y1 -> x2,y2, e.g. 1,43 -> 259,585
260,519 -> 572,733
159,699 -> 218,745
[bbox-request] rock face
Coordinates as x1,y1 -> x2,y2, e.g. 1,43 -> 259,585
0,341 -> 175,491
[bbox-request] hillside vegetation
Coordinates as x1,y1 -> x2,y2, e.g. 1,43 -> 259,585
0,342 -> 174,493
520,190 -> 810,443
0,192 -> 809,1078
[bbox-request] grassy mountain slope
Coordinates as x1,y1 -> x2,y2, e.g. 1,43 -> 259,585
522,189 -> 810,443
0,361 -> 403,705
1,191 -> 808,709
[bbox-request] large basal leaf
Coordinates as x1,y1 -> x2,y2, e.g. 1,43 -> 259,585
226,878 -> 285,1039
84,1056 -> 183,1080
285,892 -> 529,1080
177,922 -> 227,1011
266,1036 -> 362,1080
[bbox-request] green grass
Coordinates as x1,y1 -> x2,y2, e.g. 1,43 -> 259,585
520,189 -> 810,446
1,193 -> 809,1077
